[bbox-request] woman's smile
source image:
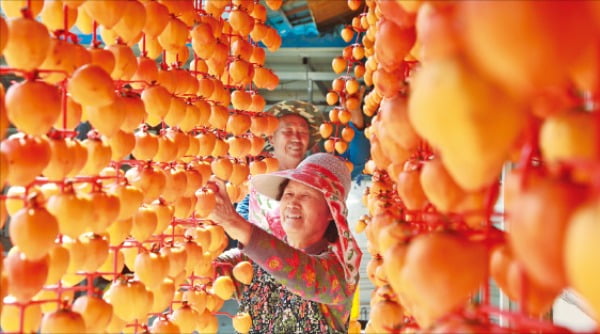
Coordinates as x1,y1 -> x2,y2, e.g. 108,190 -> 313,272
279,181 -> 332,249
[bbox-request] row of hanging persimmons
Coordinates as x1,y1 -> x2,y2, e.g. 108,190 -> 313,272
0,0 -> 287,333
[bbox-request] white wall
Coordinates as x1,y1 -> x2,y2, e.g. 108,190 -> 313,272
553,290 -> 597,332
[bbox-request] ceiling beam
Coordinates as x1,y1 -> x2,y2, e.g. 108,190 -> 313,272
283,5 -> 310,17
266,47 -> 344,59
273,71 -> 338,81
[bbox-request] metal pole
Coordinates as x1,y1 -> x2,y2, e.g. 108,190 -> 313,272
497,161 -> 513,327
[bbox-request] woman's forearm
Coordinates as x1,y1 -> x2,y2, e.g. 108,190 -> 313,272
219,212 -> 253,246
242,227 -> 354,305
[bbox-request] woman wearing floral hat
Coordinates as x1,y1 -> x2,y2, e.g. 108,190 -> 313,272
209,153 -> 362,333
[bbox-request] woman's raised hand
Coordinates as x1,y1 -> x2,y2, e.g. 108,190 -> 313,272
206,176 -> 252,245
206,176 -> 234,222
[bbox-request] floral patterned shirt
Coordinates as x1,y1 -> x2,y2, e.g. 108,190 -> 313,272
219,226 -> 355,333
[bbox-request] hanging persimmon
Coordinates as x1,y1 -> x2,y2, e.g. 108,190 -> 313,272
108,130 -> 135,161
150,317 -> 180,334
162,166 -> 189,204
0,151 -> 7,189
262,157 -> 279,173
63,0 -> 85,9
9,194 -> 59,261
195,187 -> 216,218
247,93 -> 265,114
85,96 -> 127,138
125,164 -> 167,204
182,288 -> 207,314
396,160 -> 428,211
564,198 -> 600,319
229,161 -> 250,186
66,138 -> 88,177
248,135 -> 265,156
250,22 -> 268,43
264,0 -> 283,10
232,261 -> 253,285
398,232 -> 489,328
171,303 -> 199,334
134,249 -> 169,290
45,244 -> 70,286
5,248 -> 49,303
141,85 -> 171,125
3,17 -> 50,71
46,183 -> 93,238
107,44 -> 138,81
40,0 -> 78,31
118,95 -> 146,132
105,217 -> 132,248
81,0 -> 123,28
106,182 -> 143,222
507,175 -> 588,293
112,0 -> 147,45
5,79 -> 61,136
154,132 -> 178,163
60,237 -> 87,286
80,135 -> 112,176
182,167 -> 203,197
226,113 -> 252,136
68,64 -> 116,108
459,1 -> 597,96
262,26 -> 282,52
249,114 -> 269,136
208,104 -> 229,131
41,137 -> 75,180
196,131 -> 217,156
369,299 -> 404,333
40,306 -> 86,333
191,22 -> 217,60
1,133 -> 51,186
374,18 -> 416,72
160,244 -> 188,277
211,156 -> 233,180
86,187 -> 121,234
148,278 -> 176,315
229,8 -> 254,37
419,158 -> 465,213
105,278 -> 154,323
132,130 -> 158,161
163,96 -> 187,127
131,206 -> 160,243
158,16 -> 189,52
142,0 -> 170,37
89,47 -> 116,75
53,95 -> 83,130
39,39 -> 82,84
72,295 -> 114,333
212,275 -> 235,301
1,0 -> 44,18
1,296 -> 42,333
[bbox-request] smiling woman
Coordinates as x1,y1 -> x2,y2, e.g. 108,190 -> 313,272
209,153 -> 362,333
271,114 -> 311,170
278,179 -> 334,249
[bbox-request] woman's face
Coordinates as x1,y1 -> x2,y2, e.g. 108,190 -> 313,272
271,114 -> 310,170
279,180 -> 332,249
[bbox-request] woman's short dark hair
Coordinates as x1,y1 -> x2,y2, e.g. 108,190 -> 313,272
277,179 -> 338,243
324,220 -> 338,243
276,179 -> 290,200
